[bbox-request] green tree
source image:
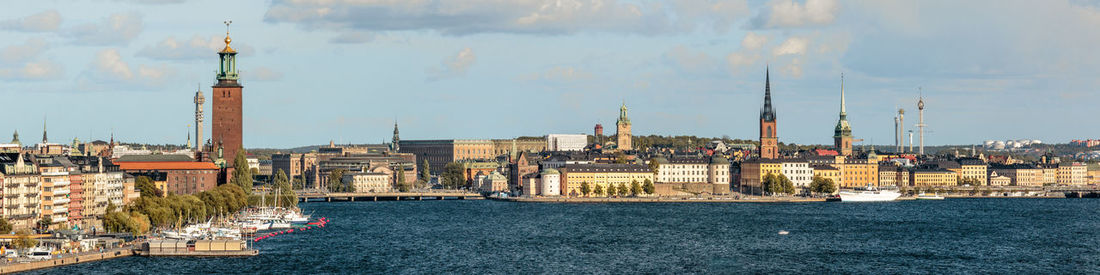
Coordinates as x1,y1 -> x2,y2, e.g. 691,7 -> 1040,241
593,184 -> 604,196
580,182 -> 591,197
13,229 -> 37,250
396,165 -> 410,192
135,176 -> 162,197
642,179 -> 656,195
762,173 -> 779,195
327,169 -> 348,192
441,162 -> 466,189
272,169 -> 297,208
809,175 -> 837,195
36,217 -> 51,231
777,174 -> 795,195
630,180 -> 642,197
0,217 -> 12,233
618,183 -> 629,196
230,147 -> 253,194
419,159 -> 431,185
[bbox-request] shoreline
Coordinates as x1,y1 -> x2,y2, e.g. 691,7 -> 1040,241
491,195 -> 1068,203
0,248 -> 133,274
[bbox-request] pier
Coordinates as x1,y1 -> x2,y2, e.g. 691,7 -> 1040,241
297,191 -> 484,202
0,248 -> 133,274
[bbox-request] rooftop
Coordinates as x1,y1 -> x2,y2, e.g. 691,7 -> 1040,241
116,161 -> 218,171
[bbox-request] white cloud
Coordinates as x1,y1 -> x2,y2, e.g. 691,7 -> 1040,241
251,66 -> 284,81
750,0 -> 839,29
137,35 -> 239,60
0,38 -> 50,64
1,10 -> 62,32
740,32 -> 768,51
0,60 -> 64,81
65,12 -> 143,45
87,48 -> 175,86
264,0 -> 749,36
427,47 -> 476,80
772,37 -> 809,56
94,49 -> 133,80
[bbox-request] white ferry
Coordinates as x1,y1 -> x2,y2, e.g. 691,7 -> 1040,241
838,186 -> 901,202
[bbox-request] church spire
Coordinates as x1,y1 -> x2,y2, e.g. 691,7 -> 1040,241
391,120 -> 400,152
42,116 -> 48,143
834,73 -> 854,156
760,66 -> 775,122
840,73 -> 846,115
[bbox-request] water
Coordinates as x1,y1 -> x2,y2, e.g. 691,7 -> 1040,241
26,199 -> 1100,274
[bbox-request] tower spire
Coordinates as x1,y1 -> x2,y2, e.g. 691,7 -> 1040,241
391,120 -> 400,152
42,116 -> 48,143
834,73 -> 853,156
840,73 -> 846,115
760,66 -> 775,122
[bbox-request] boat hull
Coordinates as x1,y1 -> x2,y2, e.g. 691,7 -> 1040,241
838,190 -> 901,202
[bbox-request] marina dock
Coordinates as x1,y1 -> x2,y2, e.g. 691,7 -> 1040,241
298,191 -> 484,202
0,248 -> 134,274
135,240 -> 258,257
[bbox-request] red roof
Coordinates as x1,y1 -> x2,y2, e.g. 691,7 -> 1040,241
814,149 -> 839,156
116,161 -> 219,171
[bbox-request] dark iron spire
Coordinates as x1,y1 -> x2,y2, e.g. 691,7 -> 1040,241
760,66 -> 775,122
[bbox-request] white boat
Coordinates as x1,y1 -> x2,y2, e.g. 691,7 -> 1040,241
839,187 -> 901,202
915,193 -> 945,200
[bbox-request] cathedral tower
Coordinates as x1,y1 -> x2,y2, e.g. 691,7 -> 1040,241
212,21 -> 243,164
759,67 -> 778,159
616,103 -> 632,151
834,74 -> 853,156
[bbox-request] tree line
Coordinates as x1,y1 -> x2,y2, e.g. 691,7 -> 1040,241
578,179 -> 656,197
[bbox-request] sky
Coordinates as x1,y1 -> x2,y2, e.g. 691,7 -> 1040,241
1,0 -> 1098,149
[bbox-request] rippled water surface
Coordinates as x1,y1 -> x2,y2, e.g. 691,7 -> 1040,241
26,199 -> 1100,274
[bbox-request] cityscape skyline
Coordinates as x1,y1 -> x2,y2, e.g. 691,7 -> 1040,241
1,1 -> 1098,148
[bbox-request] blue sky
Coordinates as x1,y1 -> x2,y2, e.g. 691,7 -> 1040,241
1,0 -> 1098,148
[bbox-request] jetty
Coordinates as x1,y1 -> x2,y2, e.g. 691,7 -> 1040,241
0,248 -> 133,274
491,196 -> 827,203
135,240 -> 258,257
298,191 -> 483,202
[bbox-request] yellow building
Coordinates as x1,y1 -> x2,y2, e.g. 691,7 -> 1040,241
878,166 -> 897,187
1040,165 -> 1057,185
839,159 -> 878,188
1057,162 -> 1087,186
738,159 -> 782,195
911,169 -> 958,187
958,158 -> 988,185
812,165 -> 842,188
990,164 -> 1043,186
560,164 -> 652,197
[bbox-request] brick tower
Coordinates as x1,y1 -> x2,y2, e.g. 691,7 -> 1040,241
759,67 -> 778,159
212,21 -> 243,165
615,103 -> 632,151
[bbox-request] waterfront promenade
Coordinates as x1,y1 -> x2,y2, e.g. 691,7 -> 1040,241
297,191 -> 484,202
494,196 -> 827,203
0,247 -> 133,274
